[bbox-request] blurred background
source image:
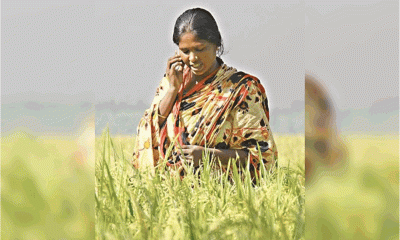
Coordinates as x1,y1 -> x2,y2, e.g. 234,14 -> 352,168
2,1 -> 98,238
305,1 -> 398,239
306,0 -> 398,135
2,0 -> 399,239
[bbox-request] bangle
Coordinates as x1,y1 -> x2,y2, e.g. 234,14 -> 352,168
158,113 -> 168,119
158,107 -> 169,119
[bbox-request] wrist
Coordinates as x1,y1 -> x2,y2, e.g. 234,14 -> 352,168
203,147 -> 215,158
168,86 -> 179,94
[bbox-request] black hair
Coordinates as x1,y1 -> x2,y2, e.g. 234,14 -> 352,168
173,8 -> 224,56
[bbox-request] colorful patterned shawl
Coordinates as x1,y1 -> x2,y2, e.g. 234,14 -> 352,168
133,59 -> 278,176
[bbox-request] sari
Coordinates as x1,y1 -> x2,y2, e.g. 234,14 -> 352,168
133,58 -> 278,177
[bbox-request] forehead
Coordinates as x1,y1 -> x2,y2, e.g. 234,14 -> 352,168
178,32 -> 209,48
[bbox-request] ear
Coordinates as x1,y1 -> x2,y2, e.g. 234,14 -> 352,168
215,45 -> 219,53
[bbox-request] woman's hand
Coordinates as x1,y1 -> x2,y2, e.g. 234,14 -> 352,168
166,51 -> 184,91
179,145 -> 249,168
180,145 -> 205,167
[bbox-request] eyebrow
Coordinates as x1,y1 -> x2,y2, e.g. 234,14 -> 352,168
179,45 -> 206,50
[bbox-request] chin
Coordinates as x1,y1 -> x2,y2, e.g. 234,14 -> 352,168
192,67 -> 210,76
191,70 -> 204,76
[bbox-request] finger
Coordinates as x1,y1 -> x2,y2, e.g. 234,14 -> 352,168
170,62 -> 179,72
183,151 -> 191,156
184,157 -> 193,164
174,62 -> 183,72
170,61 -> 182,67
167,62 -> 180,73
171,62 -> 184,73
176,147 -> 185,155
166,57 -> 182,71
180,153 -> 191,160
170,62 -> 178,71
181,149 -> 190,154
168,55 -> 181,62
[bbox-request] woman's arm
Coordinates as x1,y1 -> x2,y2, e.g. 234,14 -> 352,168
158,88 -> 178,126
209,148 -> 248,166
158,52 -> 184,126
180,145 -> 248,167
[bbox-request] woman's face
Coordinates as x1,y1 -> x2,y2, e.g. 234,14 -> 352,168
178,32 -> 218,79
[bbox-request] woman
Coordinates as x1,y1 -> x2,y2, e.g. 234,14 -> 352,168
133,8 -> 277,177
305,73 -> 347,184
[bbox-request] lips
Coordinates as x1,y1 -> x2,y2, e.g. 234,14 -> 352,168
190,62 -> 202,72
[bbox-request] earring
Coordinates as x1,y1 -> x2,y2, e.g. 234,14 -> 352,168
195,56 -> 198,60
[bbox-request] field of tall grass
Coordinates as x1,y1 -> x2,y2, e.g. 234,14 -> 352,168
1,131 -> 95,239
95,130 -> 305,239
306,134 -> 399,239
3,129 -> 396,239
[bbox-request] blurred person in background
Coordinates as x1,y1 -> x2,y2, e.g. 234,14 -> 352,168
305,72 -> 398,239
305,72 -> 347,184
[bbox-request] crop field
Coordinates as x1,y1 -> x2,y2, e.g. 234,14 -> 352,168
1,131 -> 95,239
306,134 -> 399,239
95,131 -> 305,240
2,130 -> 397,239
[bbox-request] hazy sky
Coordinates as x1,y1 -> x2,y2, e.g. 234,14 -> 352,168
2,0 -> 304,111
306,0 -> 398,110
2,0 -> 398,112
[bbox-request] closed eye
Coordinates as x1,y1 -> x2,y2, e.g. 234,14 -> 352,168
180,47 -> 205,54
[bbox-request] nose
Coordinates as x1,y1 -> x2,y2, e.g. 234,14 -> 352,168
189,52 -> 197,62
